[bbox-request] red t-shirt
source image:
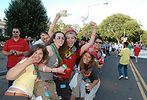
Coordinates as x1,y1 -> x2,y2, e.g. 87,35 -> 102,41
134,47 -> 141,56
3,38 -> 30,68
57,49 -> 81,79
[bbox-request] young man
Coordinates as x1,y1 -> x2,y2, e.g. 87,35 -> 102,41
118,42 -> 131,80
2,27 -> 30,86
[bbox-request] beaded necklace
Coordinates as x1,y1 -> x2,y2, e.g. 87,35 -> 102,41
65,46 -> 77,59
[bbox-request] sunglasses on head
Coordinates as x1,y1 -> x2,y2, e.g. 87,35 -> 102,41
95,41 -> 102,44
56,36 -> 65,40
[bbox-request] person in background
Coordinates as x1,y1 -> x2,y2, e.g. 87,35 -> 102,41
2,27 -> 30,87
87,37 -> 105,69
25,36 -> 33,48
118,42 -> 130,80
33,32 -> 50,46
133,43 -> 141,62
2,44 -> 48,100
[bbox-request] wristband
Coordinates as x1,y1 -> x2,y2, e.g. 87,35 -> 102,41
62,64 -> 67,69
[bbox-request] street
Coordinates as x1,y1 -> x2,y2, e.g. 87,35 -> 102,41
0,53 -> 147,100
95,54 -> 147,100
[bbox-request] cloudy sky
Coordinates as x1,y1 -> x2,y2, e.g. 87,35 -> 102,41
0,0 -> 147,30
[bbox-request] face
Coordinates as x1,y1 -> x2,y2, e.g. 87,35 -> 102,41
12,28 -> 20,38
33,49 -> 44,63
53,32 -> 65,47
40,33 -> 46,40
94,38 -> 102,49
83,52 -> 92,64
66,33 -> 76,48
43,34 -> 50,44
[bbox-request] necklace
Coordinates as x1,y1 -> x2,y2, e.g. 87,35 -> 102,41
65,46 -> 77,59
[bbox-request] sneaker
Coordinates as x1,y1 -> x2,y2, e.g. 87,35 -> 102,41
124,76 -> 128,80
118,75 -> 124,80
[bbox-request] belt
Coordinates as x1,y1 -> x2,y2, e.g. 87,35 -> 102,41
5,91 -> 29,98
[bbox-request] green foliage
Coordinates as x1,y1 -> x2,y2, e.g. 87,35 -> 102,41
98,13 -> 142,43
140,31 -> 147,46
4,0 -> 49,38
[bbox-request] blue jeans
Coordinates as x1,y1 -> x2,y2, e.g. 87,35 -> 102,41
118,63 -> 128,77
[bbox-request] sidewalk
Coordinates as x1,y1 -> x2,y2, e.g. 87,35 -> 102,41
0,75 -> 8,97
0,52 -> 7,76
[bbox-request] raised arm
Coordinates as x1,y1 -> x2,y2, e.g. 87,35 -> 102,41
48,13 -> 61,37
6,53 -> 37,80
80,21 -> 97,55
6,58 -> 32,80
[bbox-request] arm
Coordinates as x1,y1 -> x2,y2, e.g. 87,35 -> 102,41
6,58 -> 31,80
94,60 -> 103,69
38,63 -> 65,74
80,21 -> 97,55
88,80 -> 99,90
6,52 -> 38,80
15,50 -> 29,56
2,50 -> 12,56
48,13 -> 61,37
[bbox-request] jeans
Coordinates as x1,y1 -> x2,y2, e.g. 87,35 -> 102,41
118,63 -> 128,77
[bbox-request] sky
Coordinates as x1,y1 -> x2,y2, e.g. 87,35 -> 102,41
0,0 -> 147,30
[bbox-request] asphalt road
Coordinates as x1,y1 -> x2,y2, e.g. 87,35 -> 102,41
95,54 -> 147,100
0,52 -> 147,100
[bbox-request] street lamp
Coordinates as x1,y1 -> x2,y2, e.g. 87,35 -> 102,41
81,1 -> 109,22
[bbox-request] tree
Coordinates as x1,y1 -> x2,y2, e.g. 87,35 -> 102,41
140,31 -> 147,46
4,0 -> 49,38
98,13 -> 142,43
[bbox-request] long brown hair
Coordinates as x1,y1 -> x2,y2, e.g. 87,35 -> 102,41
79,51 -> 96,74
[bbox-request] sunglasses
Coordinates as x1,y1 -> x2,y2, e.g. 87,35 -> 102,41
55,36 -> 65,40
12,31 -> 19,33
66,37 -> 76,40
95,41 -> 102,44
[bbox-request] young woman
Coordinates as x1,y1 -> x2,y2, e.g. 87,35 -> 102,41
71,49 -> 100,100
2,44 -> 48,100
54,21 -> 97,100
34,31 -> 66,100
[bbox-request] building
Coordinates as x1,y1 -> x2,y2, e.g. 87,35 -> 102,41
0,19 -> 6,35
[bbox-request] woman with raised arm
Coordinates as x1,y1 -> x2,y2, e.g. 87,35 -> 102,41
53,21 -> 97,100
71,49 -> 100,100
2,44 -> 48,100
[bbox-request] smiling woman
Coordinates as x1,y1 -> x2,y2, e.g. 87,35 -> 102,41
2,44 -> 48,100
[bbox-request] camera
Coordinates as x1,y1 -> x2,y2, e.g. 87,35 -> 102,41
11,50 -> 17,55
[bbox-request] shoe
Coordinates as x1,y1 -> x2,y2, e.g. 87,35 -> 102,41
124,76 -> 128,80
118,75 -> 124,80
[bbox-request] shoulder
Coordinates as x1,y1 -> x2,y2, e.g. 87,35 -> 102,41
5,39 -> 13,43
46,45 -> 53,56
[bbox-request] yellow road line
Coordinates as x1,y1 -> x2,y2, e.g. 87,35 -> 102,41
130,60 -> 147,92
130,60 -> 147,100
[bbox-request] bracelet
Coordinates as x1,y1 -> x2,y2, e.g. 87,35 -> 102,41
43,65 -> 46,72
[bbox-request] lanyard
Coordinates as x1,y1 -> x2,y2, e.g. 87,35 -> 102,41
34,65 -> 41,78
50,43 -> 62,62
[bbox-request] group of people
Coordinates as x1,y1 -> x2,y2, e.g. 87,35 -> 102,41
1,13 -> 105,100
